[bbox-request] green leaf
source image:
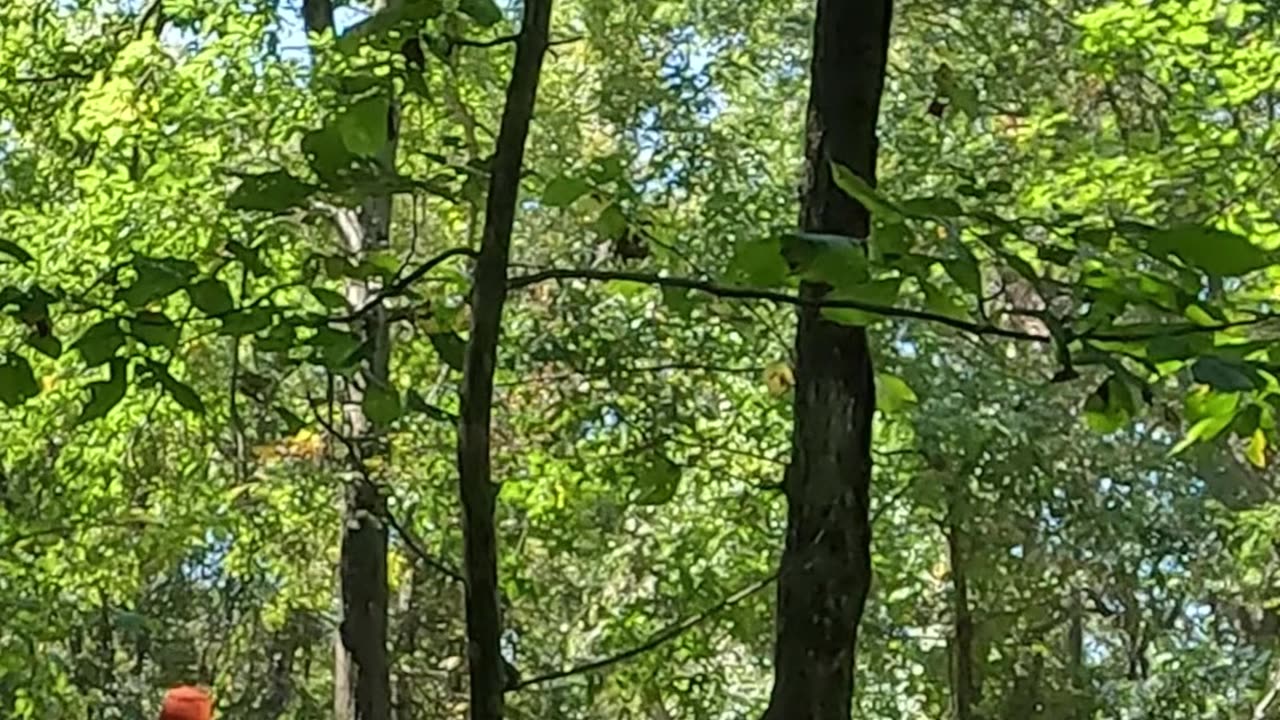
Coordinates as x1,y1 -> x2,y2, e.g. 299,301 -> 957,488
1083,374 -> 1137,433
1146,224 -> 1272,277
1076,228 -> 1111,247
1192,356 -> 1260,392
310,287 -> 349,309
921,281 -> 969,320
1171,411 -> 1237,454
129,311 -> 180,349
362,379 -> 402,425
309,327 -> 363,368
226,241 -> 271,276
228,170 -> 316,212
117,256 -> 198,307
73,319 -> 126,366
876,372 -> 918,413
145,361 -> 205,414
783,232 -> 869,287
459,0 -> 503,25
542,176 -> 592,207
943,247 -> 981,296
830,162 -> 903,223
0,239 -> 33,264
219,309 -> 275,336
276,405 -> 308,434
633,455 -> 681,506
25,332 -> 62,360
187,279 -> 234,315
821,279 -> 901,326
727,237 -> 787,287
0,355 -> 40,407
594,204 -> 628,239
429,332 -> 467,371
337,95 -> 391,157
1146,333 -> 1211,362
1248,428 -> 1267,468
79,359 -> 127,424
899,196 -> 964,219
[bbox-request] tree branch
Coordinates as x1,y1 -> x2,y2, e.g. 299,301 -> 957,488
332,246 -> 478,322
511,572 -> 777,691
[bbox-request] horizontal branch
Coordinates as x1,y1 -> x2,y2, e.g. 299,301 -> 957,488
511,571 -> 777,691
333,246 -> 478,322
507,268 -> 1049,342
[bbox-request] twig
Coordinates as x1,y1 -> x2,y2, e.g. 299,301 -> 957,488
309,402 -> 465,584
332,246 -> 477,322
511,572 -> 777,690
453,34 -> 582,50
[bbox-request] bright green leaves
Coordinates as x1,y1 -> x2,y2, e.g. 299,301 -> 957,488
830,162 -> 903,222
227,170 -> 317,213
116,256 -> 198,307
0,239 -> 34,264
79,359 -> 128,424
337,94 -> 392,157
876,372 -> 918,413
726,237 -> 787,287
1143,224 -> 1273,277
0,355 -> 39,407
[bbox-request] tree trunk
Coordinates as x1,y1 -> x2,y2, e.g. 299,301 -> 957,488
456,2 -> 553,719
762,1 -> 892,719
946,476 -> 976,720
300,3 -> 395,720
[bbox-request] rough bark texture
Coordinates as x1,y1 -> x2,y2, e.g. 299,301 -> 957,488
301,3 -> 395,720
455,2 -> 553,719
762,1 -> 892,719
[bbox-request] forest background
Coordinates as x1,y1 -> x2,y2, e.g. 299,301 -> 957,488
4,0 -> 1280,719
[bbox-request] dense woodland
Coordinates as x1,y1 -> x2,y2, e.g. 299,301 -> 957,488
3,0 -> 1280,718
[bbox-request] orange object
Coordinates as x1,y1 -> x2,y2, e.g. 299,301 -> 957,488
159,685 -> 212,720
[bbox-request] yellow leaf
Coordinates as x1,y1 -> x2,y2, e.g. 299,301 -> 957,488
1248,428 -> 1267,468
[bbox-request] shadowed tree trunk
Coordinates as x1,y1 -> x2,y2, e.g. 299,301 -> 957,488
762,1 -> 892,719
946,474 -> 976,720
300,3 -> 396,720
455,1 -> 554,719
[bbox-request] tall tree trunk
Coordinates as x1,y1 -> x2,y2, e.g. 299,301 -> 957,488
946,476 -> 975,720
456,2 -> 553,719
762,1 -> 892,719
300,3 -> 395,720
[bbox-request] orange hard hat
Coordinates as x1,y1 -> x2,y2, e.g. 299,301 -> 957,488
159,685 -> 213,720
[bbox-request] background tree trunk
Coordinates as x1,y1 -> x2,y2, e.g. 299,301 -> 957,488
300,3 -> 396,719
762,1 -> 892,718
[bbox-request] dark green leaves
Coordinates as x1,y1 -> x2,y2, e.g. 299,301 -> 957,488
362,379 -> 402,425
1145,224 -> 1272,276
187,279 -> 234,315
0,355 -> 39,407
632,454 -> 681,506
1191,356 -> 1260,392
73,319 -> 126,366
428,332 -> 467,371
1083,374 -> 1140,433
542,176 -> 591,207
219,309 -> 275,336
459,0 -> 503,25
726,237 -> 787,287
143,361 -> 205,414
116,256 -> 198,307
129,312 -> 179,349
0,239 -> 33,264
337,95 -> 392,157
830,162 -> 903,222
79,359 -> 127,424
228,170 -> 316,212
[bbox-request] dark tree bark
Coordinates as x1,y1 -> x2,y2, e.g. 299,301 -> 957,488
762,1 -> 893,719
945,476 -> 976,720
456,2 -> 553,719
300,3 -> 395,720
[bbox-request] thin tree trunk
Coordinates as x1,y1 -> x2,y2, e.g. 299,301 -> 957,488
300,3 -> 395,720
946,476 -> 975,720
456,2 -> 553,719
762,1 -> 892,719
